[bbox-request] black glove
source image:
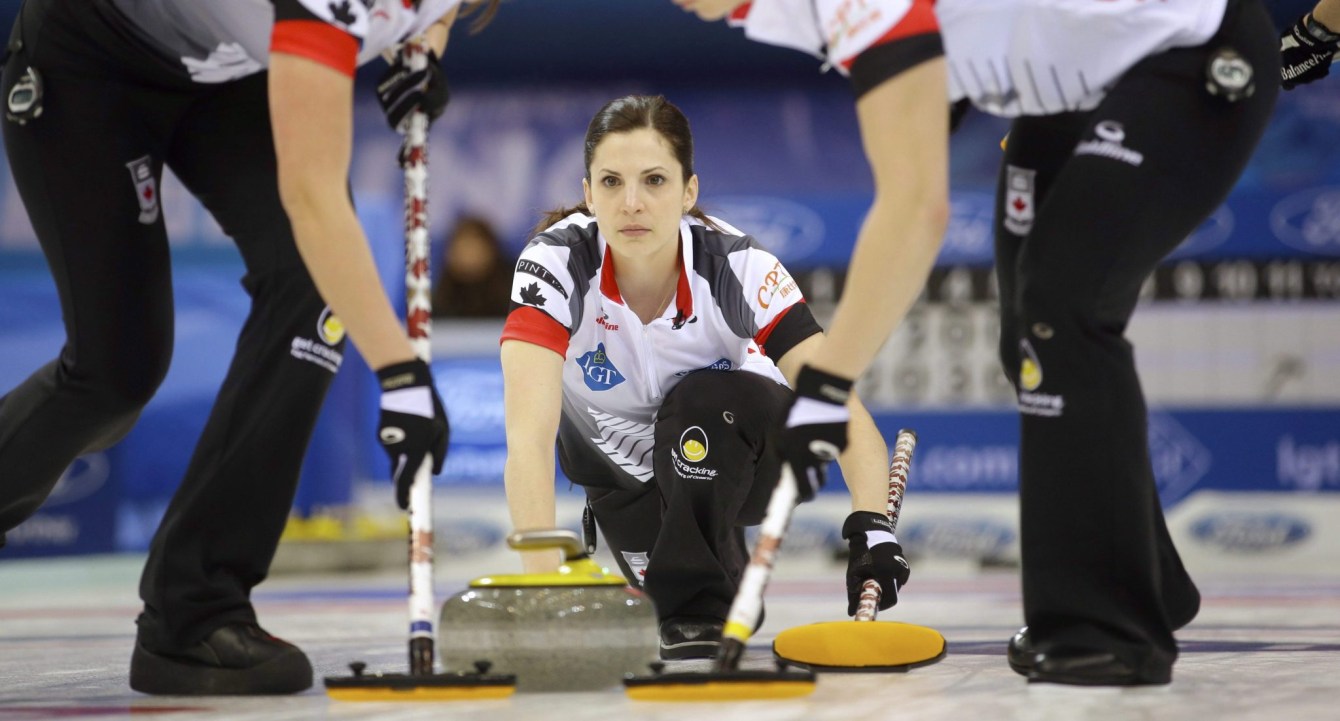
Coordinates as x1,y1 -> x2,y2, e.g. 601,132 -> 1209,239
376,358 -> 449,510
376,49 -> 450,133
843,511 -> 910,615
1282,13 -> 1340,90
780,365 -> 853,503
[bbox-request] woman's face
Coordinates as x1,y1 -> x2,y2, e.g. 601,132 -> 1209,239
583,127 -> 698,261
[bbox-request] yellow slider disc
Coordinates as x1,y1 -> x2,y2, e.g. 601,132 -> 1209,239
772,621 -> 946,671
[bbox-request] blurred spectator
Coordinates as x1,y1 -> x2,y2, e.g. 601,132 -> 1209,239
432,215 -> 514,318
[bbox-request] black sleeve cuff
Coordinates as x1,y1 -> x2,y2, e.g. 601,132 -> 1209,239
760,304 -> 824,360
849,33 -> 944,99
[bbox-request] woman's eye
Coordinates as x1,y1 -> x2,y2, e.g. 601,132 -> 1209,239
600,176 -> 619,187
647,175 -> 665,186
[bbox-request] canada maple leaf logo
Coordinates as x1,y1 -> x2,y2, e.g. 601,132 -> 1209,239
328,0 -> 356,26
520,282 -> 546,307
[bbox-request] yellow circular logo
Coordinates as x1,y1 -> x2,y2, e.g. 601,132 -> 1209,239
683,440 -> 706,461
318,308 -> 345,345
679,426 -> 709,462
1020,358 -> 1041,392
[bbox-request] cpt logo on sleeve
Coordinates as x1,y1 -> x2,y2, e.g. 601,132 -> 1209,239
577,343 -> 625,391
756,260 -> 797,309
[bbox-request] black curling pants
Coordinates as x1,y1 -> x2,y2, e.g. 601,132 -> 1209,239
578,370 -> 792,622
0,0 -> 342,649
993,0 -> 1278,673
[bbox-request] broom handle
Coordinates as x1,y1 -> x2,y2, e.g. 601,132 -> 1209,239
855,428 -> 917,622
714,463 -> 802,671
400,36 -> 436,676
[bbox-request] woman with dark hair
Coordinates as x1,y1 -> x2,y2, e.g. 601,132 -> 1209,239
677,0 -> 1279,687
500,95 -> 909,660
432,215 -> 514,319
0,0 -> 496,696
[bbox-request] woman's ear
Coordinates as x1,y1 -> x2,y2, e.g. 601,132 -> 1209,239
684,174 -> 699,212
583,177 -> 593,209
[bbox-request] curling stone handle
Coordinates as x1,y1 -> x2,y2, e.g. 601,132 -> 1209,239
506,529 -> 588,562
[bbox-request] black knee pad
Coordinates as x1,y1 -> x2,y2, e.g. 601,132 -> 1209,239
653,370 -> 789,496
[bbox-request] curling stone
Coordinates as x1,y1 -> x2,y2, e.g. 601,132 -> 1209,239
438,529 -> 659,692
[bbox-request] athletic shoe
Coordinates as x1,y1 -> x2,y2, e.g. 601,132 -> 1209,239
658,616 -> 724,660
130,621 -> 312,695
1007,626 -> 1171,686
1007,626 -> 1037,677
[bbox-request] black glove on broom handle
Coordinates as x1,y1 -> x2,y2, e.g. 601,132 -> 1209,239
853,429 -> 916,621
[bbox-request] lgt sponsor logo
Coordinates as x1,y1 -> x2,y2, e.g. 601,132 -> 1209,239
1270,187 -> 1340,256
1190,513 -> 1311,553
576,343 -> 625,391
902,519 -> 1016,558
1277,436 -> 1340,491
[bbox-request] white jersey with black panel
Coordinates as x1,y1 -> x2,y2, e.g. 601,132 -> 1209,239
938,0 -> 1227,115
500,213 -> 823,488
730,0 -> 1228,116
104,0 -> 459,83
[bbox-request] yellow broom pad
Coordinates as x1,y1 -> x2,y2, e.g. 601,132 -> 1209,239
625,678 -> 815,702
772,621 -> 946,671
326,685 -> 516,702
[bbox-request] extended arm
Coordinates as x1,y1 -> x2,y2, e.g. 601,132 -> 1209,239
501,339 -> 566,572
775,334 -> 889,514
269,54 -> 416,370
806,59 -> 950,380
777,333 -> 911,612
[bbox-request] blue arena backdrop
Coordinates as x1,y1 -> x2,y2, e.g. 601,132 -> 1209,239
1,0 -> 1338,555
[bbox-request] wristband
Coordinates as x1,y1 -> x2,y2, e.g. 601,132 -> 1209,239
1305,13 -> 1340,44
794,366 -> 854,406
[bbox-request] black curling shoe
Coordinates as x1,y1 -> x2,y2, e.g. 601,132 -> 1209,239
658,616 -> 724,660
1007,626 -> 1038,677
130,622 -> 313,695
1007,626 -> 1171,686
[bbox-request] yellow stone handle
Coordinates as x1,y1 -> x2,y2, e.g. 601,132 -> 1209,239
506,529 -> 587,562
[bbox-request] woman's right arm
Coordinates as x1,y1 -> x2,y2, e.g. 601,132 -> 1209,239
269,52 -> 418,370
500,338 -> 566,572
